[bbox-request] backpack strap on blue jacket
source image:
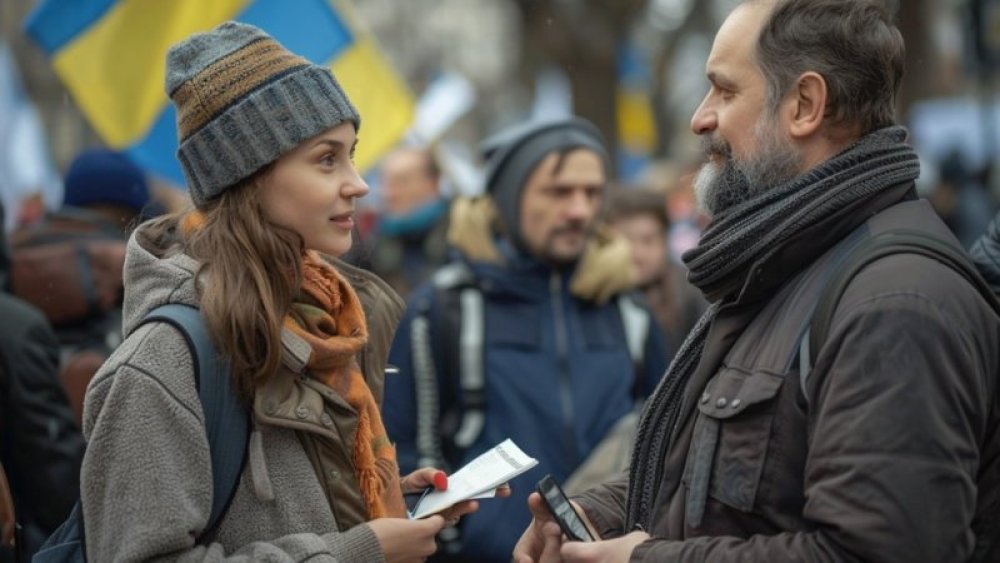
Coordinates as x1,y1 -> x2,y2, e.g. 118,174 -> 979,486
141,304 -> 249,540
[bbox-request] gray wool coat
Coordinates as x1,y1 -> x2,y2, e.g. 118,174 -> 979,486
80,221 -> 403,562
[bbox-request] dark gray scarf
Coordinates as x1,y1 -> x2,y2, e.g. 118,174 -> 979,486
624,126 -> 921,531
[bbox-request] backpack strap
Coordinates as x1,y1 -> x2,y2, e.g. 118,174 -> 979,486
796,231 -> 1000,562
617,293 -> 650,402
799,229 -> 1000,403
410,312 -> 443,470
412,263 -> 484,469
453,284 -> 486,449
140,304 -> 250,541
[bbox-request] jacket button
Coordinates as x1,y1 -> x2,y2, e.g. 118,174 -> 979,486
296,406 -> 310,419
715,397 -> 728,408
329,470 -> 340,480
700,393 -> 710,404
321,413 -> 334,427
731,398 -> 742,408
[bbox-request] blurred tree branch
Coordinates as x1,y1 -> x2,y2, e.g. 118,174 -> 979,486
514,0 -> 650,173
650,0 -> 712,158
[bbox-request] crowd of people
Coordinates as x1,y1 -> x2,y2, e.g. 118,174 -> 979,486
0,0 -> 998,561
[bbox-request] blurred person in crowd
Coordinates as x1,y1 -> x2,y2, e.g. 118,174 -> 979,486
0,200 -> 85,561
605,185 -> 706,354
7,149 -> 154,423
664,169 -> 707,261
367,145 -> 451,297
77,22 -> 480,560
58,148 -> 156,232
928,150 -> 996,249
972,210 -> 1000,295
642,160 -> 707,261
384,117 -> 668,562
514,1 -> 1000,561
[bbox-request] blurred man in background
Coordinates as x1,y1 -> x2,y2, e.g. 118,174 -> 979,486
605,186 -> 705,354
0,200 -> 84,561
385,117 -> 667,562
367,145 -> 451,297
8,149 -> 152,422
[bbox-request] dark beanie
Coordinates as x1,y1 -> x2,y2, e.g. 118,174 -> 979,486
480,117 -> 608,244
63,149 -> 151,212
165,21 -> 360,206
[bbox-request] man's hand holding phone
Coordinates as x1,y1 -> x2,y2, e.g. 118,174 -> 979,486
512,475 -> 600,562
535,475 -> 595,542
514,475 -> 651,563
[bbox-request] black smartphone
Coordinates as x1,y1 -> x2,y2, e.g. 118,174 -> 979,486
535,474 -> 595,542
404,486 -> 432,518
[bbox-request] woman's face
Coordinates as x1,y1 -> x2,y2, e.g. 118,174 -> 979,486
259,122 -> 369,256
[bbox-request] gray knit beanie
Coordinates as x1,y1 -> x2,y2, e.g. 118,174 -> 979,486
480,117 -> 609,250
165,21 -> 360,206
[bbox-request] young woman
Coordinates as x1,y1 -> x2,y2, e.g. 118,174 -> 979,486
78,22 -> 477,561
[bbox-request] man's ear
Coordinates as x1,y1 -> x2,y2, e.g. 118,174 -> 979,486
786,71 -> 827,139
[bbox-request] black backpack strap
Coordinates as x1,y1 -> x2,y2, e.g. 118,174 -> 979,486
140,304 -> 249,541
810,230 -> 1000,356
799,231 -> 1000,562
800,229 -> 1000,403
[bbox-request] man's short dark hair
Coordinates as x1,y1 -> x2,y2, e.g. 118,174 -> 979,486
755,0 -> 905,134
605,186 -> 669,230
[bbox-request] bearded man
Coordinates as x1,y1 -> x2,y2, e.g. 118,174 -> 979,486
514,1 -> 1000,561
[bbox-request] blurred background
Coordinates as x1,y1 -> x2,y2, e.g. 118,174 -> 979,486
1,0 -> 998,246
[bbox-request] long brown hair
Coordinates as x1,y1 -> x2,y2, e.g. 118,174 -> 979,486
183,169 -> 304,399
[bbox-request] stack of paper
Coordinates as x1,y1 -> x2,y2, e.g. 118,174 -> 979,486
409,439 -> 538,519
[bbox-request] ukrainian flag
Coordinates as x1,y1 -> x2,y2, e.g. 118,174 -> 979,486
24,0 -> 414,187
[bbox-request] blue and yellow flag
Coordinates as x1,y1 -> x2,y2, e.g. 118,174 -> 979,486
25,0 -> 414,187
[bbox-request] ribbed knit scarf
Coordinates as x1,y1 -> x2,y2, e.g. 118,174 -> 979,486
623,126 -> 921,530
285,251 -> 406,520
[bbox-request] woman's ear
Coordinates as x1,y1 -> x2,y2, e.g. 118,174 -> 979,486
787,71 -> 828,139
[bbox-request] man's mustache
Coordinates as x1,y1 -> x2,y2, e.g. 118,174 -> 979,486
701,135 -> 732,159
552,223 -> 587,236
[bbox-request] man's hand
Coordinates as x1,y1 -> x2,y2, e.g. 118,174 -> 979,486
513,492 -> 559,562
560,531 -> 651,563
513,492 -> 600,562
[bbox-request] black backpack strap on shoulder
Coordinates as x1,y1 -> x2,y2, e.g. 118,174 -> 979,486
141,304 -> 249,542
801,230 -> 1000,404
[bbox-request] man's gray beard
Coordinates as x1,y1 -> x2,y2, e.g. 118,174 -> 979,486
694,119 -> 804,218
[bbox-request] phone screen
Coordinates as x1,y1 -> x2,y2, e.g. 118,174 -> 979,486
536,474 -> 595,542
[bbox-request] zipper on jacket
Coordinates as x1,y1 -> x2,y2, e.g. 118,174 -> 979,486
550,271 -> 578,468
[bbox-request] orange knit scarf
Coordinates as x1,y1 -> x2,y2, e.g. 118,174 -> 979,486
284,251 -> 405,520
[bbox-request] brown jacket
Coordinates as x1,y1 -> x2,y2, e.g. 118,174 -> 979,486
576,197 -> 1000,562
277,255 -> 406,529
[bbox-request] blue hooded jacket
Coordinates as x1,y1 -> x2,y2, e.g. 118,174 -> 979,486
383,198 -> 668,562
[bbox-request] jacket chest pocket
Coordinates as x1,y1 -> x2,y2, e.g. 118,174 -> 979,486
683,367 -> 783,527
